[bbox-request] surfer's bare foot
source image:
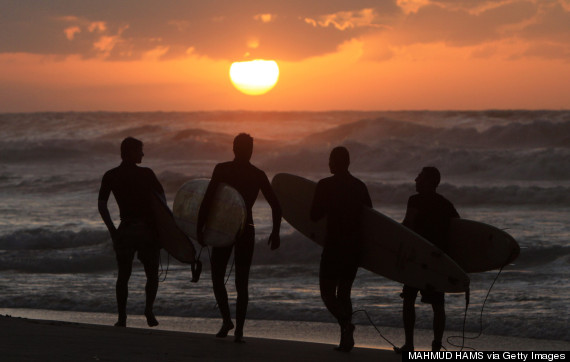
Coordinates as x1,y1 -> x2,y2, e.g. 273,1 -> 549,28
114,317 -> 126,327
393,344 -> 414,354
432,340 -> 442,352
144,311 -> 159,327
234,330 -> 246,344
216,321 -> 234,338
335,323 -> 355,352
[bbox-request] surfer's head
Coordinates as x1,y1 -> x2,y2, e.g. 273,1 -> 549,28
233,133 -> 253,162
416,166 -> 440,193
121,137 -> 144,164
329,146 -> 350,174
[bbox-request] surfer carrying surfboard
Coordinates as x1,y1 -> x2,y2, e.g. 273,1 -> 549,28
98,137 -> 164,328
197,133 -> 282,343
394,167 -> 460,353
310,146 -> 372,352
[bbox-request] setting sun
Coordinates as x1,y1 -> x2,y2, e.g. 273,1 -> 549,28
229,60 -> 279,96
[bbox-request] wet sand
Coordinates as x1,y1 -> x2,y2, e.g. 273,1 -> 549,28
0,315 -> 389,362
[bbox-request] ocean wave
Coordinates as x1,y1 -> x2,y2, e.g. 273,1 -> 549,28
0,244 -> 116,273
366,183 -> 570,205
0,228 -> 109,250
301,118 -> 570,149
262,145 -> 570,181
512,246 -> 570,269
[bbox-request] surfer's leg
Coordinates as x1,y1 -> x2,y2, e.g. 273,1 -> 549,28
234,226 -> 254,343
337,263 -> 357,323
431,301 -> 445,349
141,248 -> 160,327
319,251 -> 345,323
211,245 -> 234,335
115,249 -> 134,327
394,285 -> 417,353
336,269 -> 356,352
319,277 -> 341,320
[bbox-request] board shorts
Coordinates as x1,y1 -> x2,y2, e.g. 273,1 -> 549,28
114,220 -> 160,266
319,247 -> 359,281
401,285 -> 445,305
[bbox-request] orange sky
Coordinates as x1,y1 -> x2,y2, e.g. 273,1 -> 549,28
0,0 -> 569,111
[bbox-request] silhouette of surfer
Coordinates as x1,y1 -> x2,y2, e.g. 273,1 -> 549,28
310,147 -> 372,352
98,137 -> 163,328
394,167 -> 460,353
197,133 -> 282,343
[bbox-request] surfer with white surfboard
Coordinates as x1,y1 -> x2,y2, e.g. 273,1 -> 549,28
394,167 -> 460,354
310,147 -> 373,352
197,133 -> 282,343
98,137 -> 165,328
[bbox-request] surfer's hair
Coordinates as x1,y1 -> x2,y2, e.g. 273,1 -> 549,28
121,137 -> 143,160
233,133 -> 253,158
422,166 -> 441,188
330,146 -> 350,171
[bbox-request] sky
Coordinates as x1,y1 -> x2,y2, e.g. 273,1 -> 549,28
1,0 -> 569,112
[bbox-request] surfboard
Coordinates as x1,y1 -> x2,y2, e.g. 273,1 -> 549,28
173,179 -> 247,247
448,219 -> 519,273
150,192 -> 196,264
271,173 -> 470,293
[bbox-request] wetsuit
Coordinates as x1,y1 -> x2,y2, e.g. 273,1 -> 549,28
402,192 -> 459,304
310,171 -> 372,325
198,160 -> 281,334
98,162 -> 164,319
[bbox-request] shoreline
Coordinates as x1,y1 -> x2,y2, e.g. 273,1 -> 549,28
1,308 -> 568,353
1,314 -> 386,362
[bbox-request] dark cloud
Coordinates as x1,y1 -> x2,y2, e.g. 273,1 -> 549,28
392,1 -> 538,46
520,2 -> 570,43
0,0 -> 399,61
2,0 -> 568,62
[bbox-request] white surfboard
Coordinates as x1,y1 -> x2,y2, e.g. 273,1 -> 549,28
271,173 -> 470,293
173,179 -> 247,247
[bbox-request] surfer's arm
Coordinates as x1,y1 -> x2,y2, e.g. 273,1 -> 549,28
402,197 -> 418,229
310,181 -> 326,222
98,174 -> 117,238
362,183 -> 373,208
197,166 -> 220,245
261,173 -> 282,250
261,174 -> 282,232
148,168 -> 166,201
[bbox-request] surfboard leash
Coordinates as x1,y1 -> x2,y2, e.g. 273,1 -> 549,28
446,265 -> 505,351
352,309 -> 397,348
158,250 -> 170,282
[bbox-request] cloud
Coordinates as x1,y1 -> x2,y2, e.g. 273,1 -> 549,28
397,0 -> 430,15
88,21 -> 107,33
0,0 -> 568,62
64,26 -> 81,40
254,13 -> 275,23
304,8 -> 381,31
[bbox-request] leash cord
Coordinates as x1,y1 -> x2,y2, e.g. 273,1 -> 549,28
158,251 -> 170,282
352,309 -> 397,348
447,266 -> 504,351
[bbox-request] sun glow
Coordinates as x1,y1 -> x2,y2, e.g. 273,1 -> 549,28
229,60 -> 279,95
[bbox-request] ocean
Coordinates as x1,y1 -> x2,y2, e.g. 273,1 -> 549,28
0,111 -> 568,345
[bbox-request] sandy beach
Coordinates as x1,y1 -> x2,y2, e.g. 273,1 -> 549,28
0,315 -> 389,362
1,309 -> 568,361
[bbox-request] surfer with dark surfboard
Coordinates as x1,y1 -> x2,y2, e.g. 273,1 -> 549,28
197,133 -> 282,343
310,146 -> 372,352
98,137 -> 164,328
394,166 -> 460,353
